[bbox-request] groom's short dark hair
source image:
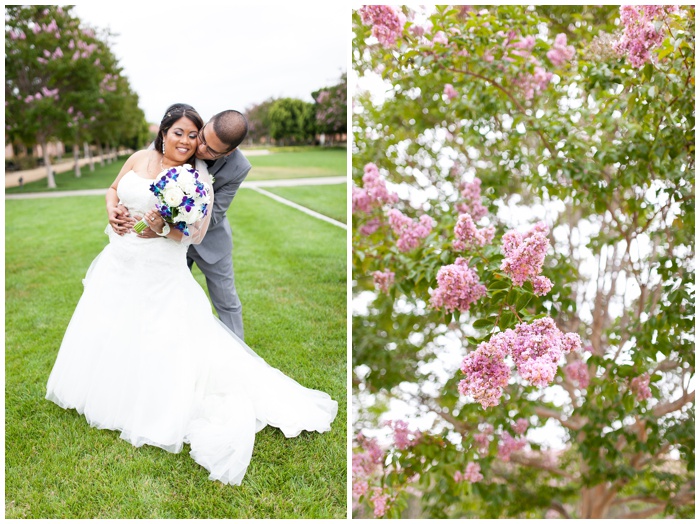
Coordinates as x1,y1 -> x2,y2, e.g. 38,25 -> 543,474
211,110 -> 248,152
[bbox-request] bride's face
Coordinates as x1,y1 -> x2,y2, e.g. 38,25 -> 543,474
163,116 -> 199,163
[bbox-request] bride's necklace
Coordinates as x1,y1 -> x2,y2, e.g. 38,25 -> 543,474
160,155 -> 175,172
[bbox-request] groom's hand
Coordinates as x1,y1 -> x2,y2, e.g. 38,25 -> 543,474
108,204 -> 134,236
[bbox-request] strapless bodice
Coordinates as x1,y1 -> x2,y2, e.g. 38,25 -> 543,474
117,170 -> 159,217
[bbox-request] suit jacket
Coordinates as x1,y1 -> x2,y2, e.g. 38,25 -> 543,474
189,149 -> 252,264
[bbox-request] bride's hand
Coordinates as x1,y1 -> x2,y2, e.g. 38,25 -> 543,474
140,211 -> 166,238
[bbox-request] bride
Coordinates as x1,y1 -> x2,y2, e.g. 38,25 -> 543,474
45,104 -> 338,486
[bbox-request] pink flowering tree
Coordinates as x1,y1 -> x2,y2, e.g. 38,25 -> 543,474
352,5 -> 694,519
312,73 -> 347,145
5,6 -> 146,185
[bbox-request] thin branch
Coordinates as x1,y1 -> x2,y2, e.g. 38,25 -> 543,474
653,390 -> 694,417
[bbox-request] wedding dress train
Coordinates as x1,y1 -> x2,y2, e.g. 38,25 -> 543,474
45,168 -> 338,485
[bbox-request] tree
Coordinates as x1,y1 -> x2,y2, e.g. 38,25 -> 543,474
5,5 -> 146,185
267,97 -> 316,145
245,97 -> 277,144
352,5 -> 694,519
312,73 -> 347,144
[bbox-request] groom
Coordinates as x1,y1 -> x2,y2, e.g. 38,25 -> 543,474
109,109 -> 251,340
188,110 -> 251,340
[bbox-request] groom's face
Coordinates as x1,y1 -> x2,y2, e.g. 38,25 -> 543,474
195,122 -> 231,160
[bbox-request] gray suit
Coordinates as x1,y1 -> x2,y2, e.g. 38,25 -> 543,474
187,149 -> 252,340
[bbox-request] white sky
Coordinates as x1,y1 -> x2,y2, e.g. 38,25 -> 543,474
72,2 -> 348,124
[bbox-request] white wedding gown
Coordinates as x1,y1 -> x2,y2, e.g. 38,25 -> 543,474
45,168 -> 338,485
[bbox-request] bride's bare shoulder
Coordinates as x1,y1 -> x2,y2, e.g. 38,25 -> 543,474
127,149 -> 158,172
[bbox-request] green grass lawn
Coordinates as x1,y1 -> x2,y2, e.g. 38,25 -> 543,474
246,147 -> 346,180
6,147 -> 346,193
5,189 -> 347,519
264,184 -> 348,224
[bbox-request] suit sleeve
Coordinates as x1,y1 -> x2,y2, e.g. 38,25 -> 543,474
211,155 -> 252,226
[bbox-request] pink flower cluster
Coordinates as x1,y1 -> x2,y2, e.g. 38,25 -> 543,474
514,66 -> 553,100
614,5 -> 678,68
444,83 -> 458,101
358,5 -> 406,47
459,317 -> 582,407
454,462 -> 483,483
498,432 -> 527,461
547,33 -> 576,66
564,360 -> 590,388
373,270 -> 395,294
512,417 -> 529,435
452,213 -> 495,252
432,30 -> 449,45
473,424 -> 493,453
353,163 -> 399,214
359,217 -> 381,236
503,33 -> 554,99
630,373 -> 652,401
370,488 -> 390,517
68,39 -> 98,61
501,221 -> 552,294
430,257 -> 487,314
456,178 -> 488,221
352,433 -> 384,499
8,29 -> 26,40
24,86 -> 60,104
387,209 -> 433,252
385,419 -> 420,450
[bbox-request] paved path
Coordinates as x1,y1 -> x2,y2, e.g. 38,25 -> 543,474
5,149 -> 271,188
5,176 -> 348,230
5,152 -> 131,188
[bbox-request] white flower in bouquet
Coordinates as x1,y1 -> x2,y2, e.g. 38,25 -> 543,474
163,185 -> 186,207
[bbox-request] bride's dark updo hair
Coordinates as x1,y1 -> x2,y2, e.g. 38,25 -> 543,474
153,103 -> 204,161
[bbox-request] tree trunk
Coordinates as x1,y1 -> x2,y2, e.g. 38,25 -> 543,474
83,142 -> 94,171
96,143 -> 104,167
580,484 -> 617,518
73,143 -> 81,178
40,138 -> 56,189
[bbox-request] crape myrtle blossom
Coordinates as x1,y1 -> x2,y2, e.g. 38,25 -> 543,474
546,33 -> 576,66
501,221 -> 551,293
458,332 -> 512,408
353,163 -> 399,215
498,432 -> 527,461
353,432 -> 385,503
452,213 -> 496,251
358,5 -> 406,47
387,209 -> 433,252
370,488 -> 391,517
456,177 -> 488,221
459,317 -> 582,407
454,462 -> 484,483
373,270 -> 395,294
430,257 -> 487,314
385,419 -> 420,450
359,217 -> 381,236
512,417 -> 529,435
444,83 -> 459,101
630,373 -> 652,401
614,5 -> 679,68
564,360 -> 590,388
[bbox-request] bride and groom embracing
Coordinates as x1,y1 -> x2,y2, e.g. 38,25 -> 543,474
45,103 -> 338,486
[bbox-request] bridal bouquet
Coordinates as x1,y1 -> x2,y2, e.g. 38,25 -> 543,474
133,164 -> 211,236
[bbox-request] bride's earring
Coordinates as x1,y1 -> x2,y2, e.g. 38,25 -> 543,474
162,142 -> 165,155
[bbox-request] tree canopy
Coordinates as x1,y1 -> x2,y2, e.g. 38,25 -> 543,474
5,5 -> 148,185
352,5 -> 694,519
